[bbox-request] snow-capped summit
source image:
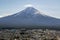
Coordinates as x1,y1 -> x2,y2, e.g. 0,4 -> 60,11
0,7 -> 60,29
24,7 -> 37,11
13,7 -> 41,18
11,7 -> 46,19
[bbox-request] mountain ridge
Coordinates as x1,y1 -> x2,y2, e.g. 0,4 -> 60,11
0,7 -> 60,29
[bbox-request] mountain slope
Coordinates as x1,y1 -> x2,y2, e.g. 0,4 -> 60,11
0,7 -> 60,29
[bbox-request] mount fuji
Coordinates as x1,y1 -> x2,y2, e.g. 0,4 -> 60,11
0,7 -> 60,29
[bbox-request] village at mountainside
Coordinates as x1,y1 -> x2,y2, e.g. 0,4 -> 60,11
0,29 -> 60,40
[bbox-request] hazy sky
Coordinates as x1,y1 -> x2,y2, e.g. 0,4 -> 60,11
0,0 -> 60,18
